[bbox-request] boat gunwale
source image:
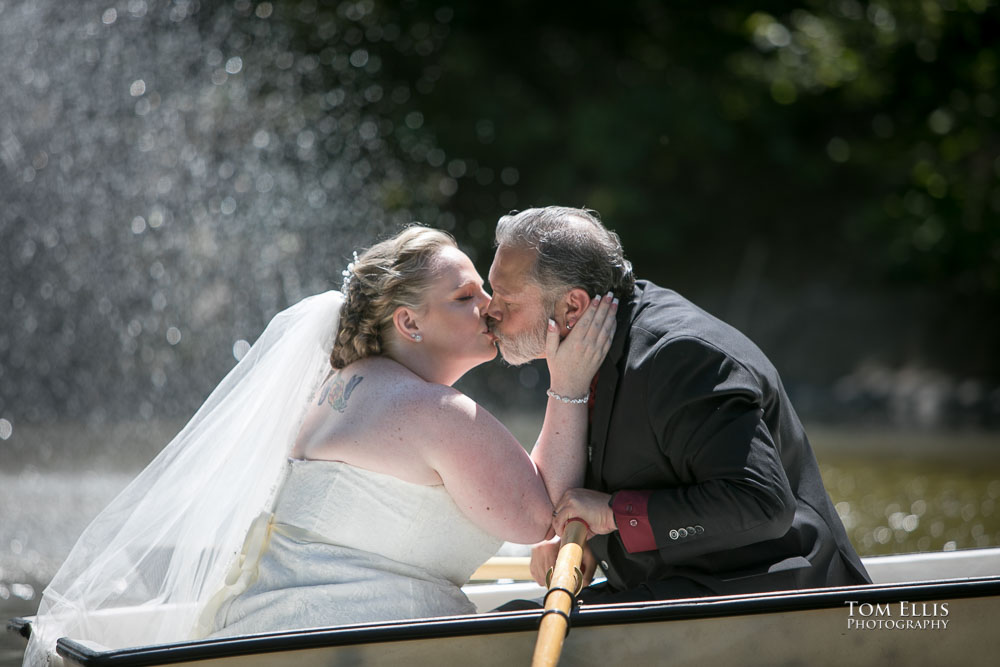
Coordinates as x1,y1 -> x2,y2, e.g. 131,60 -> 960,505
32,575 -> 1000,667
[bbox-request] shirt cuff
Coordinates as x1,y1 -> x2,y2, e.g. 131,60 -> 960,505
611,490 -> 657,553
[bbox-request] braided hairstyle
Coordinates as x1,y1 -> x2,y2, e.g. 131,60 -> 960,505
331,225 -> 456,369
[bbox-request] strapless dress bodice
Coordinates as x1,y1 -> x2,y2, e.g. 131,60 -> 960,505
206,458 -> 503,637
272,459 -> 502,586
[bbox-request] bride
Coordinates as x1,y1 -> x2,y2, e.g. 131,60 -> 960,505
24,225 -> 616,664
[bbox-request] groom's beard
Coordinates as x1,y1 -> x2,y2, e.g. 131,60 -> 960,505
491,315 -> 548,367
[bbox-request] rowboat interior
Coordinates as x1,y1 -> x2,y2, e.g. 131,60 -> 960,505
9,546 -> 1000,666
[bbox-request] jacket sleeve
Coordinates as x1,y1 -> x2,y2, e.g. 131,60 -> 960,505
612,336 -> 796,563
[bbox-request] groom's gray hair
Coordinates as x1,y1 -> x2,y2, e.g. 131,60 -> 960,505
495,206 -> 635,302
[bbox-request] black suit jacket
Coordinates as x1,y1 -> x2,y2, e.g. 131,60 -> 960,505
586,281 -> 870,596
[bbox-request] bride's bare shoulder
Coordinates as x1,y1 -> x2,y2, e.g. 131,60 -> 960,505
312,357 -> 508,444
391,377 -> 469,416
404,385 -> 515,447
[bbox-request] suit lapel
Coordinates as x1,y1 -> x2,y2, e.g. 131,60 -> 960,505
588,288 -> 637,487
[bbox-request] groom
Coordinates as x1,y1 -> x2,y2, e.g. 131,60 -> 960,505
486,206 -> 870,603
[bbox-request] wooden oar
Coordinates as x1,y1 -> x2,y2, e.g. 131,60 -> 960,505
530,518 -> 588,667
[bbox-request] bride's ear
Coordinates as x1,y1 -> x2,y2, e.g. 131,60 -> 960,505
560,288 -> 592,329
392,306 -> 421,341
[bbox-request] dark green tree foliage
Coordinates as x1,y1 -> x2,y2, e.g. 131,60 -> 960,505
324,0 -> 998,384
375,1 -> 997,285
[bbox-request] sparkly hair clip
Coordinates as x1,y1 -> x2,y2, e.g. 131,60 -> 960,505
341,251 -> 360,294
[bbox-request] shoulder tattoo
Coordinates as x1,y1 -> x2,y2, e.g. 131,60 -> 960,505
317,372 -> 364,413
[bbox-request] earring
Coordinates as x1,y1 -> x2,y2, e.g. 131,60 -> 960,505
566,322 -> 573,330
411,333 -> 422,342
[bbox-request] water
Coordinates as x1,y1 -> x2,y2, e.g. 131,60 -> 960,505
3,421 -> 998,664
0,0 -> 441,430
1,471 -> 132,666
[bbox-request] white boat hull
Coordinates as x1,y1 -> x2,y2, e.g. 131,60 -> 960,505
10,547 -> 1000,666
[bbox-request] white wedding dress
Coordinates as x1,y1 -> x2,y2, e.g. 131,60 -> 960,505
25,291 -> 507,666
206,459 -> 503,637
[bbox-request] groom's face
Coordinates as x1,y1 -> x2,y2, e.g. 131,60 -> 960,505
486,245 -> 551,366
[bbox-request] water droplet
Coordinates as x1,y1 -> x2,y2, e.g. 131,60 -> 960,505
438,177 -> 457,197
128,0 -> 148,19
255,173 -> 274,193
500,167 -> 520,186
11,583 -> 34,600
233,339 -> 251,361
349,49 -> 369,68
427,148 -> 445,167
297,131 -> 315,150
447,160 -> 466,178
475,118 -> 494,142
148,209 -> 164,228
826,137 -> 850,163
405,111 -> 424,129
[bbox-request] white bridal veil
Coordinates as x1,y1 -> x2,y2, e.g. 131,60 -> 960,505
24,290 -> 344,666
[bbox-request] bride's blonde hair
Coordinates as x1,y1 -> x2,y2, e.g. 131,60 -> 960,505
331,225 -> 456,369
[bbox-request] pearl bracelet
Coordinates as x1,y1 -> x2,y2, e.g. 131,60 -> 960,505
546,388 -> 590,404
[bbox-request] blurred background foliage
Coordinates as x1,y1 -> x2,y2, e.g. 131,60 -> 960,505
1,0 -> 999,441
308,0 -> 1000,426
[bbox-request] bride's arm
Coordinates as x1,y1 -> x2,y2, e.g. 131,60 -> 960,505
415,295 -> 616,544
414,391 -> 555,544
530,293 -> 617,506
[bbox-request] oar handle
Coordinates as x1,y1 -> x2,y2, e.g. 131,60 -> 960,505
530,518 -> 588,667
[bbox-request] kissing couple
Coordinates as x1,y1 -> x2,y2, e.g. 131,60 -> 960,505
25,206 -> 868,665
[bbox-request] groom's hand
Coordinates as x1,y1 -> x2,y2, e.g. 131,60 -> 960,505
553,488 -> 617,538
